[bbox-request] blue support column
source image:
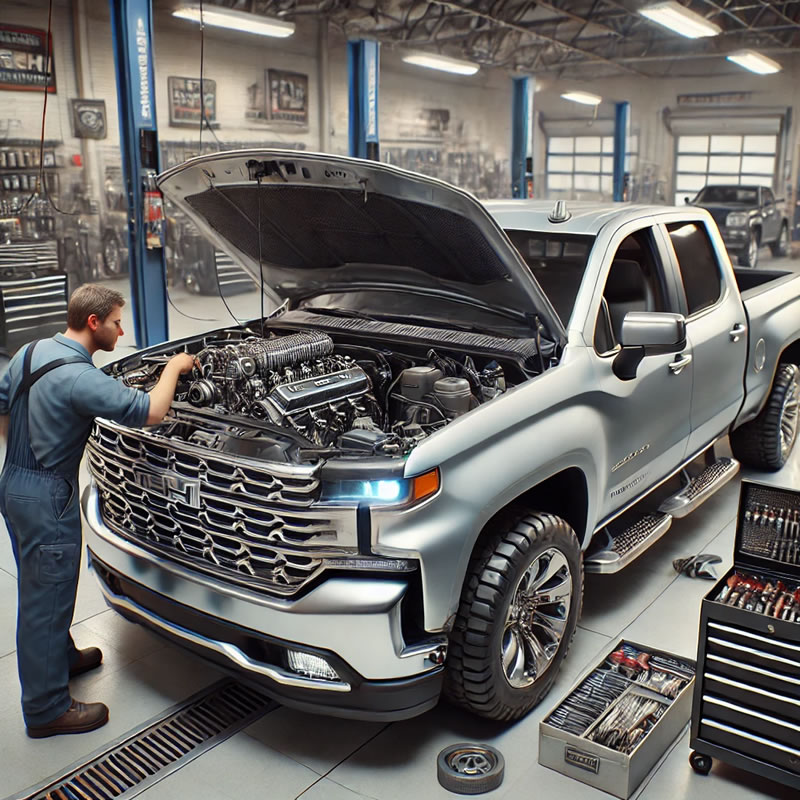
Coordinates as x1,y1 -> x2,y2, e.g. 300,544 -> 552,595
109,0 -> 168,348
613,101 -> 630,203
511,76 -> 530,198
348,40 -> 380,160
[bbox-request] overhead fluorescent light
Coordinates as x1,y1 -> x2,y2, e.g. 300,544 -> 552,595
640,1 -> 721,38
561,91 -> 602,106
401,52 -> 479,76
726,50 -> 782,75
173,4 -> 295,38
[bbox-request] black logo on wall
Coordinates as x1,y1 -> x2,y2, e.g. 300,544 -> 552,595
0,24 -> 56,93
71,99 -> 107,139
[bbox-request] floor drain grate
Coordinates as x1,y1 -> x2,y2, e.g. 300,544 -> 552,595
11,679 -> 276,800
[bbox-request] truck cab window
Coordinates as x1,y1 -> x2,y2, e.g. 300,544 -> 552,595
594,228 -> 667,354
666,221 -> 722,316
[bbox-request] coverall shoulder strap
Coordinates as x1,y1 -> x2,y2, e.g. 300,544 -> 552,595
10,340 -> 87,409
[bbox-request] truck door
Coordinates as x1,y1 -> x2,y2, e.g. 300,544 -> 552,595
662,219 -> 748,455
761,188 -> 780,242
589,223 -> 692,520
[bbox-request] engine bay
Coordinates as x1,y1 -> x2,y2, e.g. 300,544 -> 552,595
114,322 -> 533,461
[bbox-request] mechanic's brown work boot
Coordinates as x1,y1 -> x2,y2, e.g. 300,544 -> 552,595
26,699 -> 109,738
69,646 -> 103,678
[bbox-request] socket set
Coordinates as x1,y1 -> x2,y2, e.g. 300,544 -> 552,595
545,643 -> 694,747
714,570 -> 800,620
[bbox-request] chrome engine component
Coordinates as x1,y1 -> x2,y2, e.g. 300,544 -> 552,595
183,332 -> 380,447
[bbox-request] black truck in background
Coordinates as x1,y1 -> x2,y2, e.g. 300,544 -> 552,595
689,184 -> 790,269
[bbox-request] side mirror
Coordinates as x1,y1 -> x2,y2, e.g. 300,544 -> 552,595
684,197 -> 690,204
613,312 -> 687,381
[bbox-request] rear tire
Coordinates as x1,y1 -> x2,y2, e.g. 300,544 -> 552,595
730,363 -> 800,470
444,511 -> 582,721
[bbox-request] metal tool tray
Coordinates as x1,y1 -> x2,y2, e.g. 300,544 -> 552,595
689,479 -> 800,790
539,639 -> 695,799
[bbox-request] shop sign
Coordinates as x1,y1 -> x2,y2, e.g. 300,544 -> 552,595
168,76 -> 217,128
267,69 -> 308,126
677,91 -> 752,106
71,98 -> 107,139
0,24 -> 56,93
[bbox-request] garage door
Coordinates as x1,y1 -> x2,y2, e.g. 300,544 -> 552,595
674,134 -> 777,205
546,134 -> 638,199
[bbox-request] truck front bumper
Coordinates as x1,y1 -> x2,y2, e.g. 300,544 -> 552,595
719,226 -> 749,251
81,485 -> 446,720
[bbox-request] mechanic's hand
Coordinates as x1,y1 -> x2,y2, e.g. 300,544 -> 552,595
169,352 -> 197,374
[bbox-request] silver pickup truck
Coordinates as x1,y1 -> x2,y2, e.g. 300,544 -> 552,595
81,150 -> 800,722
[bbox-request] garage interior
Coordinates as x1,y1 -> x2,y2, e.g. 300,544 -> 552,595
2,1 -> 800,798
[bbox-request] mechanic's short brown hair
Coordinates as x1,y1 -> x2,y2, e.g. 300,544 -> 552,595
67,284 -> 125,330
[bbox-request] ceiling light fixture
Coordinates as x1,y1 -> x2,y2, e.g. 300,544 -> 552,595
726,50 -> 782,75
172,4 -> 295,38
401,52 -> 480,76
561,91 -> 602,106
640,1 -> 721,39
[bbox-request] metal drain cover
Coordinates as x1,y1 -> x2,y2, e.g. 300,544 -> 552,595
10,679 -> 276,800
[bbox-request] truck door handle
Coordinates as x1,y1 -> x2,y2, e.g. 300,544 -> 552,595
729,323 -> 747,342
669,353 -> 692,374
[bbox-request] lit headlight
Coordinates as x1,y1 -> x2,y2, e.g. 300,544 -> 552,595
726,212 -> 749,227
321,468 -> 440,506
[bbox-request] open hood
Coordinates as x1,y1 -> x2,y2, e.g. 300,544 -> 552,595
157,149 -> 564,342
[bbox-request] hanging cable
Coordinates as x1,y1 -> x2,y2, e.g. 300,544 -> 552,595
199,0 -> 205,153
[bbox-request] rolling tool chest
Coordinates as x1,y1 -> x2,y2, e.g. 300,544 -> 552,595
689,479 -> 800,789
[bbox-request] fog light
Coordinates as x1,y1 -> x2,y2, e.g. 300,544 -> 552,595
286,650 -> 340,681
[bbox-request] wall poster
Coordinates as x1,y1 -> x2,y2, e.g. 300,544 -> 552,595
267,69 -> 308,125
168,76 -> 217,127
71,99 -> 107,139
0,24 -> 56,92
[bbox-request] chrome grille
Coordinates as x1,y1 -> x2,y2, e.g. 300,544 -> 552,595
87,419 -> 358,595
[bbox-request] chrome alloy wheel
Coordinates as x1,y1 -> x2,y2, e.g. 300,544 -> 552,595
780,371 -> 800,460
501,548 -> 572,689
446,748 -> 495,776
748,233 -> 758,266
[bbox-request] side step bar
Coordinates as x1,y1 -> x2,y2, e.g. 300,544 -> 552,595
586,457 -> 740,574
659,457 -> 740,518
585,513 -> 673,573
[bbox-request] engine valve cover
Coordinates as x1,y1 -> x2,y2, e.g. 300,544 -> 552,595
269,367 -> 371,414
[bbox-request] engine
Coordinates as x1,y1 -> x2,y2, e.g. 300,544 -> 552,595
181,331 -> 382,447
122,328 -> 510,455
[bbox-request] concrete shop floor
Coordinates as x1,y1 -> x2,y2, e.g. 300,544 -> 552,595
2,256 -> 800,800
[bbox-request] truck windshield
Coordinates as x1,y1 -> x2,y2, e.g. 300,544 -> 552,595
505,230 -> 594,326
696,186 -> 759,204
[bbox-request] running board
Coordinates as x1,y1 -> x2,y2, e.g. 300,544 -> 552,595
585,513 -> 673,574
658,457 -> 740,519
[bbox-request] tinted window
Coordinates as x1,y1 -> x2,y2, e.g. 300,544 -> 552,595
667,222 -> 722,315
763,188 -> 775,206
505,231 -> 594,326
696,186 -> 758,204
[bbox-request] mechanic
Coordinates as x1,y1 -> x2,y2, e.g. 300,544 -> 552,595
0,284 -> 194,738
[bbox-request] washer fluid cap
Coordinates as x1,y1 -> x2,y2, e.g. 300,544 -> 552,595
548,200 -> 571,223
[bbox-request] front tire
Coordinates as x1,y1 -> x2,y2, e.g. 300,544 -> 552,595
738,230 -> 759,268
770,222 -> 789,257
730,363 -> 800,470
444,511 -> 582,721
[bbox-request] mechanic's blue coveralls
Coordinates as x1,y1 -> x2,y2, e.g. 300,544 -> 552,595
0,334 -> 149,727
